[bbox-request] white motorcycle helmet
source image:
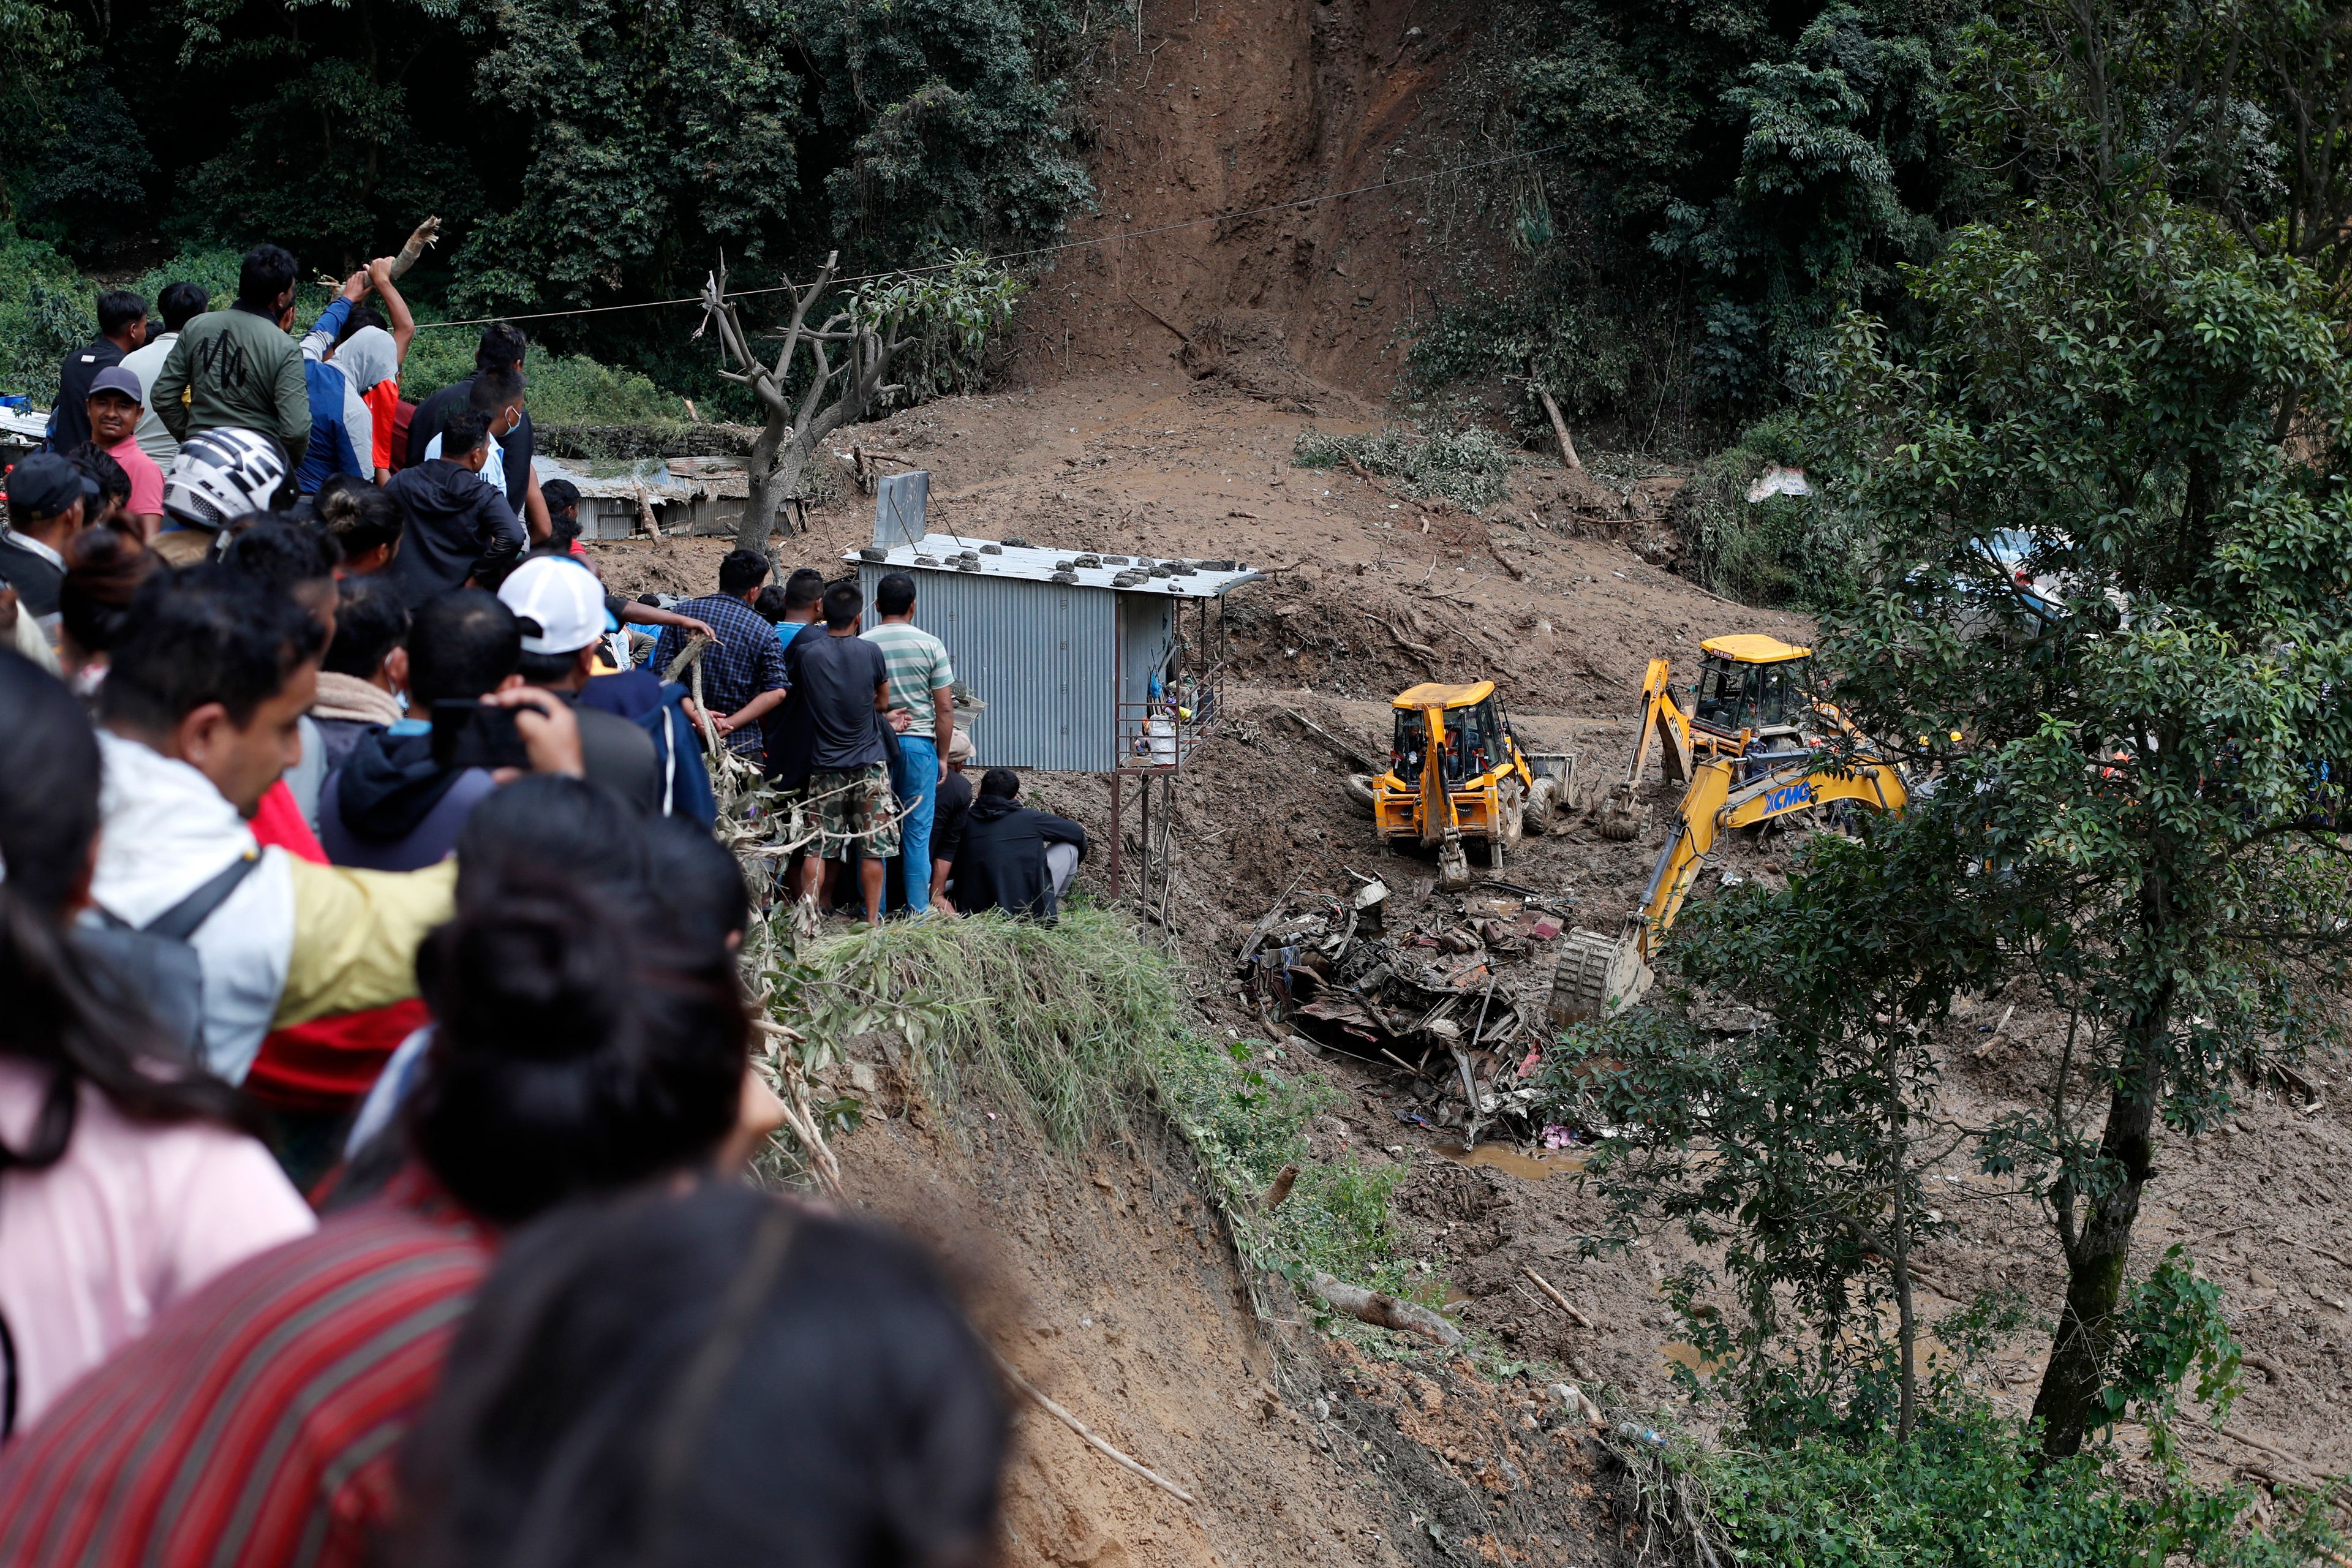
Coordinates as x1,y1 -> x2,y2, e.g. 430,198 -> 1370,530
162,429 -> 287,533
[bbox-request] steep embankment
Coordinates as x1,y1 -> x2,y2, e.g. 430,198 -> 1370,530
1009,0 -> 1507,402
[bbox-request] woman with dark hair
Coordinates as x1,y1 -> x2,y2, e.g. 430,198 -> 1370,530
0,649 -> 312,1440
55,523 -> 159,687
0,870 -> 761,1568
399,1184 -> 1008,1568
312,477 -> 404,576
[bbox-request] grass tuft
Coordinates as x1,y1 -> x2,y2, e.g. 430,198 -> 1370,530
761,906 -> 1415,1302
769,906 -> 1181,1148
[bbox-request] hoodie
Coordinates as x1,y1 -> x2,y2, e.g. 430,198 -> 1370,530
88,733 -> 297,1082
86,732 -> 456,1082
948,794 -> 1088,922
317,725 -> 497,872
380,459 -> 526,608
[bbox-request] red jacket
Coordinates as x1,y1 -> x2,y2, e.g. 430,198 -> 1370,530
242,781 -> 428,1111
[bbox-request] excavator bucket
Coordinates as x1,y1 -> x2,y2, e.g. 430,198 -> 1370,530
1436,830 -> 1472,892
1548,925 -> 1649,1026
1594,781 -> 1644,841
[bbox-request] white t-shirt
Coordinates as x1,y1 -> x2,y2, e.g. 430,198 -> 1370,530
119,333 -> 181,472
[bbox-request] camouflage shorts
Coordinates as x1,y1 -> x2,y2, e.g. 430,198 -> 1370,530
804,763 -> 899,859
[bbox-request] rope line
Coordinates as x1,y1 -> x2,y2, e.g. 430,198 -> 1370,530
413,143 -> 1563,331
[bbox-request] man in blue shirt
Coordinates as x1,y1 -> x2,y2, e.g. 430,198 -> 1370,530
646,549 -> 786,761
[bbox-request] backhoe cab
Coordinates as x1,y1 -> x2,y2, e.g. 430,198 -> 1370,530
1594,635 -> 1819,840
1370,681 -> 1574,891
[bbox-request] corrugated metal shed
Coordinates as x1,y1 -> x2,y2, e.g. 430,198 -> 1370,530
848,532 -> 1262,773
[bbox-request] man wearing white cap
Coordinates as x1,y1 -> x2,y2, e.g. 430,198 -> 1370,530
499,556 -> 665,815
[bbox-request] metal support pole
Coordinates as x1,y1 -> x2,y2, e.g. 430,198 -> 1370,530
1106,772 -> 1122,900
1139,770 -> 1153,912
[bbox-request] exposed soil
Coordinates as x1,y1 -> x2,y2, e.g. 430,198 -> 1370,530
589,374 -> 2350,1559
1004,0 -> 1509,401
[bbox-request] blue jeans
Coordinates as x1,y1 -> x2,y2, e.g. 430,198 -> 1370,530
892,735 -> 939,913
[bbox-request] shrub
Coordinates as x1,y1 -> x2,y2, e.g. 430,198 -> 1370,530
1292,421 -> 1515,511
1706,1400 -> 2335,1568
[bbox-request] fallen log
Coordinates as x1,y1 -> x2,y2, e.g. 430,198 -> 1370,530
1307,1270 -> 1463,1346
1523,1266 -> 1593,1329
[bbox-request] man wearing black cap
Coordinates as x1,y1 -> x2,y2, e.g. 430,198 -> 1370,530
1,451 -> 98,634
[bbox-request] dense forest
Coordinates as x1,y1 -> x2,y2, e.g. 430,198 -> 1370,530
0,0 -> 1098,402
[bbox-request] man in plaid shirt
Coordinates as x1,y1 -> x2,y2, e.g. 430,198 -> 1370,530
647,549 -> 786,761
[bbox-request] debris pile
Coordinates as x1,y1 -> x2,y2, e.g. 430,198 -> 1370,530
1235,873 -> 1575,1147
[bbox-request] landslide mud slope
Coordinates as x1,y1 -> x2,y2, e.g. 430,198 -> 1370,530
1008,0 -> 1510,401
592,378 -> 2352,1517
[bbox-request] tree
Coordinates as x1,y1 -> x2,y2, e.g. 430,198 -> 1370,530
692,251 -> 1020,555
455,0 -> 802,314
1409,0 -> 1959,429
1804,195 -> 2352,1457
1560,820 -> 1995,1444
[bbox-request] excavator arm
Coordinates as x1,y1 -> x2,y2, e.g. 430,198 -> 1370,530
1627,752 -> 1909,962
1596,660 -> 1695,840
1552,750 -> 1909,1023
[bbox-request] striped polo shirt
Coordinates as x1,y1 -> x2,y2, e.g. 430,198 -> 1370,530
0,1178 -> 489,1568
861,621 -> 955,729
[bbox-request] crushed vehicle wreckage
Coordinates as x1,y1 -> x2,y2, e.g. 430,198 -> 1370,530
1235,873 -> 1577,1149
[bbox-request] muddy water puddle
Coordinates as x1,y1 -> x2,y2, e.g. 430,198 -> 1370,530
1441,1144 -> 1589,1182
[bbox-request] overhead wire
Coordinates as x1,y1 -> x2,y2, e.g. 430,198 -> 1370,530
411,143 -> 1564,331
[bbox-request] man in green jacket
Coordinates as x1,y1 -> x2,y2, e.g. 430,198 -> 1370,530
152,244 -> 311,482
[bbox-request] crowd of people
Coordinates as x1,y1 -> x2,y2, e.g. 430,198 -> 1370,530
0,240 -> 1117,1563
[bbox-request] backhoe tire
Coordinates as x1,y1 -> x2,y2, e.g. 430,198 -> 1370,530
1594,784 -> 1643,842
1498,778 -> 1526,848
1343,773 -> 1378,813
1523,777 -> 1557,838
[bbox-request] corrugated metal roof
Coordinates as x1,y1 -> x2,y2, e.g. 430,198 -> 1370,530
843,533 -> 1265,599
531,454 -> 704,504
856,562 -> 1120,772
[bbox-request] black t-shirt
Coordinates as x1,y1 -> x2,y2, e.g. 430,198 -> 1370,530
783,630 -> 888,773
405,373 -> 535,503
48,338 -> 125,454
931,767 -> 974,865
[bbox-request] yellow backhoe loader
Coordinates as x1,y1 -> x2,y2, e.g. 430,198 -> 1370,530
1367,681 -> 1577,891
1594,634 -> 1823,840
1550,745 -> 1909,1023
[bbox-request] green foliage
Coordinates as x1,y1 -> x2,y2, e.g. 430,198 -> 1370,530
1410,0 -> 1963,428
759,905 -> 1177,1148
858,251 -> 1028,404
2107,1246 -> 2242,1452
805,0 -> 1093,257
2,0 -> 1083,402
746,902 -> 1413,1310
1797,194 -> 2352,1450
1708,1398 -> 2337,1568
1548,820 -> 2000,1441
1153,1032 -> 1412,1300
454,0 -> 803,314
0,216 -> 89,396
13,70 -> 152,258
1291,421 -> 1514,512
1672,409 -> 1864,604
500,353 -> 689,425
